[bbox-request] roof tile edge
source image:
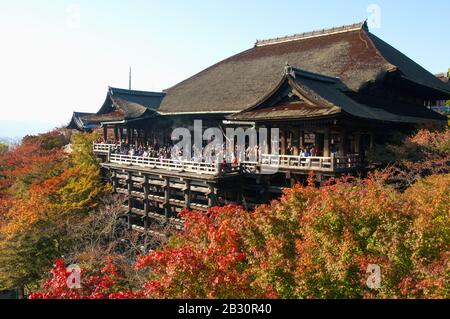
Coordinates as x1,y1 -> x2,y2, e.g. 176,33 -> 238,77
255,21 -> 368,47
108,86 -> 166,97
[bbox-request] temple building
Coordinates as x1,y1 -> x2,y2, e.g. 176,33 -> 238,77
67,21 -> 450,244
67,112 -> 101,132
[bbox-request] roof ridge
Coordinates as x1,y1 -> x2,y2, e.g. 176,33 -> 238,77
108,86 -> 166,97
255,21 -> 368,47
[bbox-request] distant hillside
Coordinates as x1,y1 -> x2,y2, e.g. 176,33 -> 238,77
0,120 -> 60,142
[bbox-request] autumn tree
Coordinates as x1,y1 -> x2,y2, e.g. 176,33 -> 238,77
0,130 -> 110,291
20,129 -> 450,299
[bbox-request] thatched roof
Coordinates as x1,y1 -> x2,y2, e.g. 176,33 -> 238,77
86,87 -> 165,124
159,21 -> 450,114
67,112 -> 100,131
229,67 -> 447,125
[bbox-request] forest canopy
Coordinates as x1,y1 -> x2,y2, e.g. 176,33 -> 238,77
0,129 -> 448,299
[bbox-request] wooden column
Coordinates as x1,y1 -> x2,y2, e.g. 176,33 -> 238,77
126,128 -> 131,144
323,127 -> 331,157
184,180 -> 191,210
280,130 -> 286,155
130,129 -> 135,146
103,125 -> 108,142
267,126 -> 271,154
339,129 -> 347,156
143,129 -> 148,146
354,131 -> 361,155
113,127 -> 119,143
127,172 -> 132,230
207,183 -> 215,208
299,129 -> 305,150
293,129 -> 299,155
140,175 -> 149,251
112,171 -> 118,193
118,127 -> 123,143
164,177 -> 170,221
143,175 -> 149,234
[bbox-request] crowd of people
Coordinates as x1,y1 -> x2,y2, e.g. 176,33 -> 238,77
96,139 -> 262,164
96,139 -> 325,164
285,142 -> 320,157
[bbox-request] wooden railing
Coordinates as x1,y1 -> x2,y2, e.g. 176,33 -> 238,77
260,154 -> 334,171
93,143 -> 115,154
93,143 -> 360,175
259,154 -> 360,172
334,155 -> 361,170
107,153 -> 241,176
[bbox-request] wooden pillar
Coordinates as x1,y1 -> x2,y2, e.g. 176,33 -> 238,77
142,175 -> 149,252
280,130 -> 286,155
143,129 -> 148,146
293,129 -> 299,155
184,180 -> 191,210
118,127 -> 123,143
127,172 -> 132,230
339,129 -> 347,156
126,128 -> 131,144
266,126 -> 271,154
354,131 -> 361,155
112,171 -> 118,192
164,177 -> 170,221
130,129 -> 135,146
207,183 -> 215,208
299,129 -> 304,150
113,126 -> 119,143
323,127 -> 331,157
103,125 -> 108,142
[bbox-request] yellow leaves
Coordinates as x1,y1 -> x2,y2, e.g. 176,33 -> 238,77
0,131 -> 109,240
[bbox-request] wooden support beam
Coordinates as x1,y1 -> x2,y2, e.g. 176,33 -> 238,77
339,129 -> 347,156
207,183 -> 215,208
292,129 -> 299,155
143,175 -> 149,252
127,172 -> 132,230
164,177 -> 170,221
119,127 -> 123,143
143,175 -> 149,228
103,125 -> 108,142
280,130 -> 286,155
354,131 -> 361,155
299,129 -> 305,150
184,180 -> 191,210
323,127 -> 331,157
126,128 -> 131,144
114,127 -> 119,143
113,171 -> 118,193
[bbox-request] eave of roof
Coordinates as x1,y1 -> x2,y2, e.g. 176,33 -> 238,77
67,111 -> 100,130
96,87 -> 166,117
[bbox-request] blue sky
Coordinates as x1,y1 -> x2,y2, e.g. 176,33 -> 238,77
0,0 -> 449,137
